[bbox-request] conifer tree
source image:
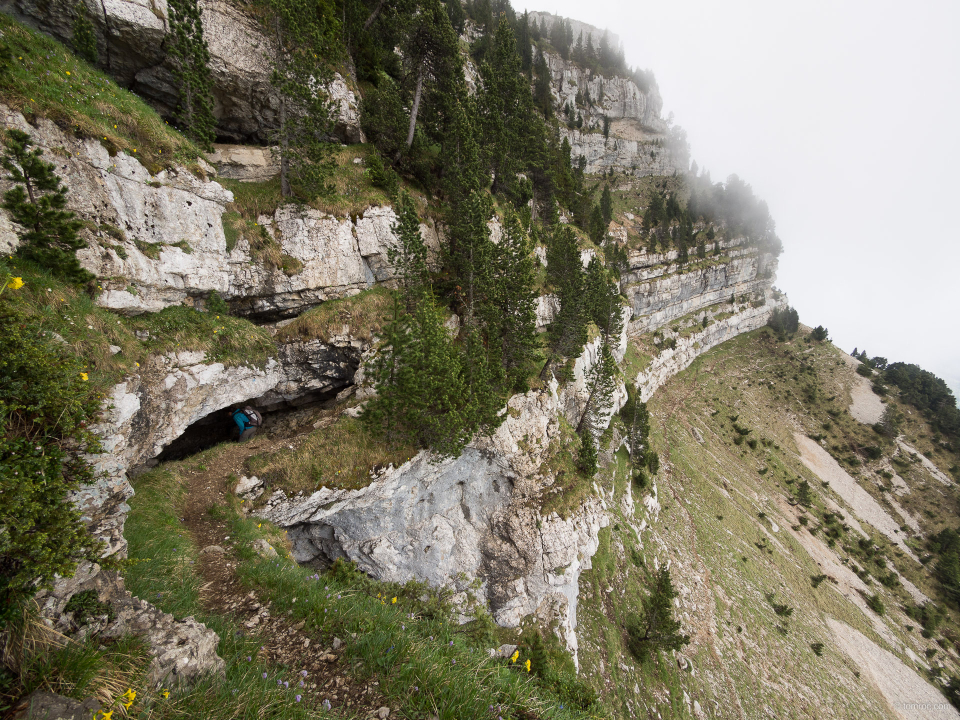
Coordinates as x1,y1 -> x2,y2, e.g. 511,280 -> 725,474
363,294 -> 472,456
262,0 -> 340,198
486,208 -> 539,390
577,428 -> 598,476
626,565 -> 690,662
167,0 -> 217,151
450,190 -> 496,323
576,338 -> 618,436
600,184 -> 613,226
401,0 -> 460,151
71,1 -> 98,65
388,191 -> 430,308
542,225 -> 588,377
1,130 -> 91,285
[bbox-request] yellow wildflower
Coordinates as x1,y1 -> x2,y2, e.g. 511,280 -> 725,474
7,277 -> 24,290
121,689 -> 136,709
524,659 -> 531,672
65,70 -> 71,75
510,650 -> 519,663
80,372 -> 89,381
98,711 -> 112,720
160,689 -> 170,699
391,597 -> 397,604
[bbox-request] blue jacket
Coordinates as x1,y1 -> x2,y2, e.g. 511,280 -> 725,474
232,409 -> 252,432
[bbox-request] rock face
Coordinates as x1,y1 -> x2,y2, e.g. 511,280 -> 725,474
532,21 -> 685,176
0,0 -> 364,144
621,240 -> 778,334
0,107 -> 435,319
633,299 -> 781,403
259,327 -> 630,666
36,564 -> 225,689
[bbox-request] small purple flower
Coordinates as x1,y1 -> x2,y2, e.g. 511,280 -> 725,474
295,695 -> 301,702
449,640 -> 454,646
300,670 -> 307,677
277,680 -> 282,686
262,673 -> 268,679
298,680 -> 304,687
452,659 -> 456,664
247,656 -> 252,661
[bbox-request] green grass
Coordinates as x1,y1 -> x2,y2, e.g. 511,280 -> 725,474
0,258 -> 278,391
123,448 -> 602,720
276,287 -> 394,344
122,462 -> 335,720
0,14 -> 201,172
245,415 -> 417,497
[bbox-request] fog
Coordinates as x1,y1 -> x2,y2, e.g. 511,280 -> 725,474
514,0 -> 960,396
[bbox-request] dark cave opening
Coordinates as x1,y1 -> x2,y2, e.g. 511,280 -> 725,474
152,385 -> 348,464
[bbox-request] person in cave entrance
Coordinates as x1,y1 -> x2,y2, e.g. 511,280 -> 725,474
228,406 -> 261,442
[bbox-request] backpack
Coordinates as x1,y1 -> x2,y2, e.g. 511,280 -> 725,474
243,406 -> 263,427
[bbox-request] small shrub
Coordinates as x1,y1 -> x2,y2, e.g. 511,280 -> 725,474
811,574 -> 827,588
811,642 -> 825,656
865,593 -> 885,615
856,364 -> 873,378
64,589 -> 115,625
206,290 -> 230,316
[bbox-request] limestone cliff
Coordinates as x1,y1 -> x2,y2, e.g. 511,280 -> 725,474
0,0 -> 364,143
0,106 -> 436,320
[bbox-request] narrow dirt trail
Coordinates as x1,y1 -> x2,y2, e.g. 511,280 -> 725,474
176,429 -> 394,718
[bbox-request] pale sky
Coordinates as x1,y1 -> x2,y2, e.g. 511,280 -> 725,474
515,0 -> 960,397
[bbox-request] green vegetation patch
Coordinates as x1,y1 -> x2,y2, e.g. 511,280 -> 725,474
246,415 -> 417,496
0,14 -> 200,171
276,287 -> 393,343
123,448 -> 597,720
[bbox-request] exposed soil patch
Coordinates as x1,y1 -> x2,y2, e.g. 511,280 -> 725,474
794,433 -> 917,559
849,375 -> 886,425
827,618 -> 960,720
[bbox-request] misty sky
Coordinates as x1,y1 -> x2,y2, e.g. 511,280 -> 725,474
515,0 -> 960,396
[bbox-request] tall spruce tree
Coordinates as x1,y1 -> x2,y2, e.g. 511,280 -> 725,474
486,208 -> 539,390
542,225 -> 588,378
576,338 -> 618,436
262,0 -> 340,198
167,0 -> 217,151
2,130 -> 92,285
71,1 -> 98,65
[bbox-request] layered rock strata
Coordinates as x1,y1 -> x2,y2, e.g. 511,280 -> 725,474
0,0 -> 363,143
0,108 -> 436,319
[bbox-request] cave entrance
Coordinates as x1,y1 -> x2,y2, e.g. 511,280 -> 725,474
153,385 -> 348,464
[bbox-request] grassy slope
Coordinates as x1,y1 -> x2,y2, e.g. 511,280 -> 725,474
121,445 -> 602,720
574,326 -> 960,718
0,14 -> 200,171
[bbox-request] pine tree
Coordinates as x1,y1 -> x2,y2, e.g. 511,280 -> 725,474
450,190 -> 495,323
1,130 -> 92,285
363,295 -> 472,456
600,184 -> 613,226
543,225 -> 588,376
387,191 -> 430,308
262,0 -> 340,198
167,0 -> 217,151
401,0 -> 460,152
72,1 -> 98,65
626,565 -> 690,662
576,338 -> 618,436
577,428 -> 598,476
487,208 -> 539,390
